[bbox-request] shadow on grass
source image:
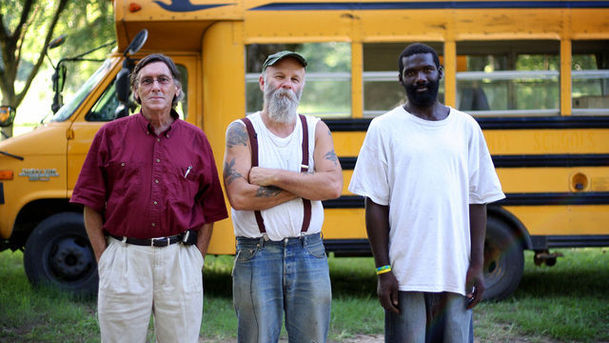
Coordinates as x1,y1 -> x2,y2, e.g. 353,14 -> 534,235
330,268 -> 376,298
515,267 -> 609,299
203,268 -> 233,297
508,249 -> 609,301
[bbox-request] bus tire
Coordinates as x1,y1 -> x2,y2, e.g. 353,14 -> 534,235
23,212 -> 98,297
482,217 -> 524,301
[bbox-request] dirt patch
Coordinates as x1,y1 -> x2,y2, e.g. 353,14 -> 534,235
200,333 -> 569,342
200,336 -> 384,343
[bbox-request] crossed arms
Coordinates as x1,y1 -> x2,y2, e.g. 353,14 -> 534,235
223,119 -> 343,211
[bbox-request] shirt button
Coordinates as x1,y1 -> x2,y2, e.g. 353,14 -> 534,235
166,134 -> 170,138
153,201 -> 158,205
157,138 -> 161,142
121,163 -> 125,167
156,159 -> 161,163
154,179 -> 159,184
151,223 -> 156,227
146,131 -> 150,135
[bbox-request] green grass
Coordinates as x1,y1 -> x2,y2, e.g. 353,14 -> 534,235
0,251 -> 99,342
1,248 -> 608,342
475,248 -> 609,342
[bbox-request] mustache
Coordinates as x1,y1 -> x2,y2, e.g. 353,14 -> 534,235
272,87 -> 298,102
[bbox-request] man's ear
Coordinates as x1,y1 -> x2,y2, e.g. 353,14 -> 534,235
398,72 -> 404,87
259,74 -> 265,92
438,65 -> 444,80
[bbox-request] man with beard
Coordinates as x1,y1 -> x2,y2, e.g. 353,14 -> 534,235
223,50 -> 342,343
349,43 -> 505,342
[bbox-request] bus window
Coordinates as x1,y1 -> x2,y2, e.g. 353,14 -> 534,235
86,64 -> 189,122
572,40 -> 609,115
85,81 -> 120,122
363,42 -> 444,117
246,43 -> 351,118
456,40 -> 559,116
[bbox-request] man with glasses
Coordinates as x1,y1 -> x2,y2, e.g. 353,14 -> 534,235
71,54 -> 227,342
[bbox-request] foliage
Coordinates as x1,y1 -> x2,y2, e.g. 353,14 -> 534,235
48,0 -> 115,96
0,0 -> 68,108
0,0 -> 115,138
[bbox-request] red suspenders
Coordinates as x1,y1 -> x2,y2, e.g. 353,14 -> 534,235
241,115 -> 312,234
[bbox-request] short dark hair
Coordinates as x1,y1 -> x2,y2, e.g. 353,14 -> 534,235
398,43 -> 440,74
130,53 -> 183,107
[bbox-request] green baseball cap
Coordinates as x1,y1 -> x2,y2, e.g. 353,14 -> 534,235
262,50 -> 307,70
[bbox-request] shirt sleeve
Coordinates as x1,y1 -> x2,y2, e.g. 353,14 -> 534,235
70,128 -> 109,212
197,135 -> 229,224
468,123 -> 506,204
348,120 -> 390,206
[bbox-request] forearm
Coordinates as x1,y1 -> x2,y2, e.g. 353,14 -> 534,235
227,181 -> 298,211
365,198 -> 391,268
83,206 -> 106,262
469,203 -> 487,268
269,169 -> 342,201
196,223 -> 214,256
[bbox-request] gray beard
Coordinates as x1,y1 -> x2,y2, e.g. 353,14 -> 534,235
265,87 -> 301,124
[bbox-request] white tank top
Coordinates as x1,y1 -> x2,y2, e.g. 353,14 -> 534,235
231,112 -> 324,240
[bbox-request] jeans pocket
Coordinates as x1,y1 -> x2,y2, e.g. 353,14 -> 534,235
305,239 -> 327,258
235,245 -> 260,262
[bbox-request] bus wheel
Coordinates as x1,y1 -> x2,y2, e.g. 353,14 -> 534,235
24,212 -> 98,297
482,217 -> 524,301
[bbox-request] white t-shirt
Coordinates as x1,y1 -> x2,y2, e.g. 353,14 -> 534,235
231,112 -> 324,240
349,106 -> 505,295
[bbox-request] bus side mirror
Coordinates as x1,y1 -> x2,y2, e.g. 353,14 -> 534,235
0,106 -> 15,127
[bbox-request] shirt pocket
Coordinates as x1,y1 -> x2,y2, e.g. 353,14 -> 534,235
105,161 -> 143,195
167,165 -> 201,209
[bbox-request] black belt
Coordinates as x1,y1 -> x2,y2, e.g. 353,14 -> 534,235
108,230 -> 197,247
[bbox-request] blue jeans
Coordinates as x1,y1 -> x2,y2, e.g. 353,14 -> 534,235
232,233 -> 332,343
385,292 -> 473,343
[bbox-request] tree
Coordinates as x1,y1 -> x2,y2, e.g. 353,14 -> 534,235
0,0 -> 68,139
0,0 -> 115,139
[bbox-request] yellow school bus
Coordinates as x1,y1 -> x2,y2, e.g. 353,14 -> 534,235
0,0 -> 608,299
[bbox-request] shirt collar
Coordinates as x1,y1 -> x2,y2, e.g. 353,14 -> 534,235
136,110 -> 180,138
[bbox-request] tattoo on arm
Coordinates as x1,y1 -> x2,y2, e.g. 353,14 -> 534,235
324,149 -> 339,166
255,186 -> 282,198
226,122 -> 248,149
223,159 -> 243,186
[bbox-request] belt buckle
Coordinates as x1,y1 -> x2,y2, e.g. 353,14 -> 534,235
151,237 -> 170,247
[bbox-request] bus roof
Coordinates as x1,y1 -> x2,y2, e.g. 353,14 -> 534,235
115,0 -> 609,52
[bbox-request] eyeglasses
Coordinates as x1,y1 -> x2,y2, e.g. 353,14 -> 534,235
139,76 -> 173,86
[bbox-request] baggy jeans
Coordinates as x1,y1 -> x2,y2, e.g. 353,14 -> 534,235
385,291 -> 473,343
232,233 -> 332,343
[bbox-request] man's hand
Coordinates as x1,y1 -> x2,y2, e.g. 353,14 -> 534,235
465,264 -> 485,309
248,167 -> 278,187
377,272 -> 400,314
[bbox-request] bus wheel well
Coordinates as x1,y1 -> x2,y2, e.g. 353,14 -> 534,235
487,206 -> 532,251
10,199 -> 82,249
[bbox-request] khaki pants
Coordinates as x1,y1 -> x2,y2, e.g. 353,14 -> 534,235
97,237 -> 204,343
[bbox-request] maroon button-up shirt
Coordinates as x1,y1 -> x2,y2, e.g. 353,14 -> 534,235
71,111 -> 228,239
